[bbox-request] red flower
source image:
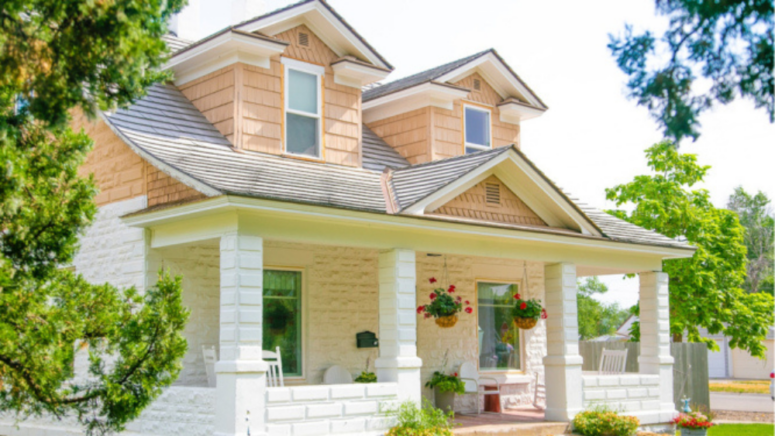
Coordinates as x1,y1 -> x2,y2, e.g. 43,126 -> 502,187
453,372 -> 458,377
424,313 -> 431,319
448,285 -> 456,293
456,296 -> 462,302
514,293 -> 521,300
417,306 -> 425,314
429,277 -> 437,284
520,302 -> 527,310
465,307 -> 473,314
541,308 -> 548,319
429,293 -> 436,300
771,372 -> 774,379
465,300 -> 470,305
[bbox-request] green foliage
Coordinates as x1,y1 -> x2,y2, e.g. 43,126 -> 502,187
386,399 -> 455,436
727,187 -> 774,295
577,278 -> 631,340
606,141 -> 775,357
512,297 -> 543,320
573,407 -> 640,436
418,281 -> 470,319
706,423 -> 775,436
0,0 -> 190,434
354,372 -> 377,383
608,1 -> 773,143
424,371 -> 465,395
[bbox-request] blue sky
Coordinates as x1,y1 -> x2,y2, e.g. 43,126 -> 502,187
196,0 -> 775,308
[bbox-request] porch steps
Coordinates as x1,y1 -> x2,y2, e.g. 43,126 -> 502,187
454,422 -> 570,436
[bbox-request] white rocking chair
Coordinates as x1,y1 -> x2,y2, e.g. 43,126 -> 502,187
598,349 -> 628,375
202,345 -> 218,388
459,362 -> 501,415
532,371 -> 546,410
323,365 -> 353,384
263,346 -> 284,387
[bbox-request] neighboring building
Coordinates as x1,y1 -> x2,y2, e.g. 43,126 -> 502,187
616,316 -> 774,380
0,1 -> 696,435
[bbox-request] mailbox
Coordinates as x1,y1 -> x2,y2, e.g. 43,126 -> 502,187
356,331 -> 378,348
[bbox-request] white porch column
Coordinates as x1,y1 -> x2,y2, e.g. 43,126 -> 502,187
543,263 -> 583,421
375,249 -> 422,403
215,233 -> 268,436
639,272 -> 676,421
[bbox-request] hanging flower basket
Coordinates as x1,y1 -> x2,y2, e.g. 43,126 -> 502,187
418,276 -> 472,328
435,314 -> 459,328
511,292 -> 546,331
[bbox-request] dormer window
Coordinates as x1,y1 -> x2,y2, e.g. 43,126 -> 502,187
283,58 -> 324,158
464,104 -> 491,154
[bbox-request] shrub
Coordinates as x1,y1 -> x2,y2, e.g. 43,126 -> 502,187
386,399 -> 455,436
572,407 -> 639,436
424,371 -> 465,394
354,371 -> 377,383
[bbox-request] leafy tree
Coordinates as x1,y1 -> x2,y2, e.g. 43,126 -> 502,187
609,0 -> 774,143
577,277 -> 631,341
606,141 -> 774,357
0,0 -> 189,434
727,187 -> 774,295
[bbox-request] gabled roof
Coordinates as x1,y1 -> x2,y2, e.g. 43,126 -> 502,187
363,49 -> 546,109
102,85 -> 692,251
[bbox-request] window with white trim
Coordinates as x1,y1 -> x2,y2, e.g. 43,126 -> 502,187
477,282 -> 521,371
283,58 -> 323,158
464,105 -> 491,154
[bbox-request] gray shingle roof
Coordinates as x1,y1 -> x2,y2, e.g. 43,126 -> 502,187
162,34 -> 193,53
363,50 -> 491,102
104,84 -> 387,212
362,125 -> 410,172
105,85 -> 691,251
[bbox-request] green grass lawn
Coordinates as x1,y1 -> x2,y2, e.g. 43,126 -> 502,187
679,423 -> 775,436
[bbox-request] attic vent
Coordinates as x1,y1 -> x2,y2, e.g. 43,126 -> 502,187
473,79 -> 481,91
298,32 -> 309,47
485,183 -> 501,205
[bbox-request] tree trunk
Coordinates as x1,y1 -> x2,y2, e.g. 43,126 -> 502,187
673,332 -> 683,342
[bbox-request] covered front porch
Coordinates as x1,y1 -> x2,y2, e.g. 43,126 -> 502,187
120,195 -> 681,436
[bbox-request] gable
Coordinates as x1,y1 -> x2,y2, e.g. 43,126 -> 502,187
431,175 -> 547,227
274,24 -> 339,66
454,72 -> 502,106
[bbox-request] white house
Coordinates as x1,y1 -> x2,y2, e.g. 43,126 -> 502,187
0,1 -> 695,435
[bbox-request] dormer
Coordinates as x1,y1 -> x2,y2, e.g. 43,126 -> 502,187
164,0 -> 392,168
363,49 -> 547,164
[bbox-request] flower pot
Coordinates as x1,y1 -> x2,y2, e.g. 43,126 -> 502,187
513,316 -> 537,330
435,315 -> 458,328
434,387 -> 455,413
679,428 -> 708,436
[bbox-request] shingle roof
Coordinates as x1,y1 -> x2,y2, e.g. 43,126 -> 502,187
362,125 -> 410,172
104,85 -> 691,251
362,50 -> 491,101
162,34 -> 193,53
104,84 -> 387,212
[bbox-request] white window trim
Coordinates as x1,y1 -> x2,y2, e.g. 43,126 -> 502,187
463,104 -> 493,153
264,266 -> 307,381
282,57 -> 324,159
475,280 -> 526,374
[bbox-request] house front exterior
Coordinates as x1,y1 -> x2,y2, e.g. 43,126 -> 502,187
0,1 -> 695,435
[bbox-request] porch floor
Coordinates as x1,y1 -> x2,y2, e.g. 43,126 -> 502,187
454,407 -> 569,435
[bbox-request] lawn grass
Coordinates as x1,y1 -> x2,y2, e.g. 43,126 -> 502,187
709,423 -> 774,435
708,380 -> 770,394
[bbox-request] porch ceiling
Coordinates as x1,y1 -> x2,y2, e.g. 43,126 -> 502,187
124,196 -> 690,275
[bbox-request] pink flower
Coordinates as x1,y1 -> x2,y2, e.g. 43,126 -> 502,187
429,277 -> 437,284
429,293 -> 436,300
465,307 -> 473,314
520,302 -> 527,310
514,293 -> 521,300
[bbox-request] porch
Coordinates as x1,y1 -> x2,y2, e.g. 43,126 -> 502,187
121,200 -> 678,436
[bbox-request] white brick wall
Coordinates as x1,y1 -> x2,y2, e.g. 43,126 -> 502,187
265,383 -> 399,436
581,374 -> 662,423
125,387 -> 216,436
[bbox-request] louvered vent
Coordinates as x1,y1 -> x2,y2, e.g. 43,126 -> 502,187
485,183 -> 500,205
473,79 -> 481,91
298,32 -> 309,47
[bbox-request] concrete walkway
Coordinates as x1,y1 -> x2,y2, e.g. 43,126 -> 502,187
710,392 -> 774,413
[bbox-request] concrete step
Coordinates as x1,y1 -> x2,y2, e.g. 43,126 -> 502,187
454,422 -> 570,436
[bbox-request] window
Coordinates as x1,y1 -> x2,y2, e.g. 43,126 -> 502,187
477,282 -> 521,371
283,58 -> 323,158
263,269 -> 303,377
464,105 -> 491,154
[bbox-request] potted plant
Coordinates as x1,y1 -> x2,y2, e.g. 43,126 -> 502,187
673,411 -> 714,435
511,292 -> 546,330
417,278 -> 472,328
354,356 -> 377,383
424,371 -> 465,413
386,399 -> 454,436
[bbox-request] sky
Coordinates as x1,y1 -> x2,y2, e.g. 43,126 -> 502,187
197,0 -> 774,309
